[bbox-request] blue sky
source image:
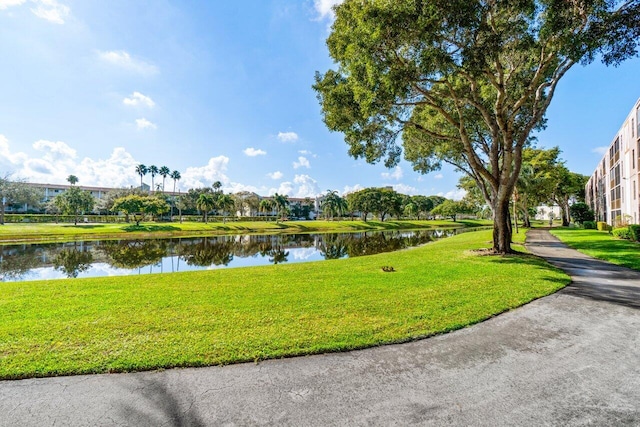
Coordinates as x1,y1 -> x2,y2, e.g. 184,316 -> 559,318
1,0 -> 639,199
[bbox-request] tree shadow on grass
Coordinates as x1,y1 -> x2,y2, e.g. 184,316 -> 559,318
122,225 -> 181,232
486,251 -> 640,311
60,224 -> 108,229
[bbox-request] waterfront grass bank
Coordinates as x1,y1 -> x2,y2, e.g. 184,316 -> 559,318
0,229 -> 568,380
0,219 -> 491,244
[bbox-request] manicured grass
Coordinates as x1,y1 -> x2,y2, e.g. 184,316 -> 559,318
0,229 -> 568,380
550,228 -> 640,271
0,219 -> 492,243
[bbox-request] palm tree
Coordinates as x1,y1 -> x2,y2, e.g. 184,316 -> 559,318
148,165 -> 159,193
259,199 -> 274,220
135,164 -> 147,189
273,193 -> 289,221
218,194 -> 235,221
321,190 -> 347,220
170,170 -> 181,194
159,166 -> 170,192
196,193 -> 216,223
212,181 -> 222,193
66,175 -> 79,186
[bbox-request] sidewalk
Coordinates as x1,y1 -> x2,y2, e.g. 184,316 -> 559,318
1,230 -> 639,426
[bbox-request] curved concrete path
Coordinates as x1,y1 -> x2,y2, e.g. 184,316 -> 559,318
2,229 -> 640,426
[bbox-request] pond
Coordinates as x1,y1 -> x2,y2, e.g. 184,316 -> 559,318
0,229 -> 460,282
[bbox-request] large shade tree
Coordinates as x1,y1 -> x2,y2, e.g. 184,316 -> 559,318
0,176 -> 43,224
314,0 -> 640,253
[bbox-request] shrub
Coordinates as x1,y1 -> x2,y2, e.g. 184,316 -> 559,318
597,221 -> 610,231
583,221 -> 596,230
570,202 -> 595,224
612,227 -> 632,240
629,225 -> 640,242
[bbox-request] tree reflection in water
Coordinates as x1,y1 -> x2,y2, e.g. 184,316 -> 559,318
180,237 -> 235,267
99,240 -> 167,270
0,229 -> 460,281
0,245 -> 47,281
53,248 -> 94,278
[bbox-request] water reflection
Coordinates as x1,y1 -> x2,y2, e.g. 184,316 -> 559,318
0,229 -> 456,282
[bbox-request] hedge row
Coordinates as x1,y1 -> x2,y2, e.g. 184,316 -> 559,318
612,224 -> 640,242
0,214 -> 284,224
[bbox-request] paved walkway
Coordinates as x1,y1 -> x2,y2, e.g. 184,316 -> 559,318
2,230 -> 640,426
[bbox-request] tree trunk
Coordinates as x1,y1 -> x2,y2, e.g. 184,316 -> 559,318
562,197 -> 571,226
0,202 -> 5,225
492,197 -> 513,253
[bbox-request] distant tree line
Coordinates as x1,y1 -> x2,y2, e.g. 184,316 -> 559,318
0,151 -> 591,226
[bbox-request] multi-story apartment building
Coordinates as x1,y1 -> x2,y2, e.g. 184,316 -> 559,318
586,97 -> 640,226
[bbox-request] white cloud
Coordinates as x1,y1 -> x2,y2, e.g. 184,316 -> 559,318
243,147 -> 267,157
381,166 -> 403,181
135,118 -> 157,130
267,171 -> 283,180
293,174 -> 320,197
433,173 -> 444,180
224,182 -> 262,194
342,184 -> 363,196
293,156 -> 310,169
33,140 -> 77,160
393,184 -> 420,195
98,50 -> 158,75
268,175 -> 320,198
0,136 -> 143,187
181,156 -> 231,189
314,0 -> 343,20
0,134 -> 28,165
438,189 -> 467,201
30,0 -> 69,24
269,182 -> 293,196
123,92 -> 155,108
0,0 -> 26,10
291,248 -> 318,261
277,131 -> 299,143
25,158 -> 54,175
592,146 -> 607,155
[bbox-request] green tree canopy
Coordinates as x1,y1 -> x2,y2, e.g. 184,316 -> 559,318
0,176 -> 43,224
431,199 -> 474,222
314,0 -> 640,253
54,187 -> 95,225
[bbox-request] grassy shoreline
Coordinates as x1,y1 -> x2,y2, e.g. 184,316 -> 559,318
0,229 -> 569,380
0,219 -> 491,244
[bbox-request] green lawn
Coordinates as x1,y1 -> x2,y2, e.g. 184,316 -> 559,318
550,228 -> 640,271
0,219 -> 492,243
0,229 -> 568,380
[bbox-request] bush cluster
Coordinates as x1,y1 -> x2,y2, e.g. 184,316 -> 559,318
582,221 -> 596,229
596,221 -> 610,231
3,214 -> 127,224
611,225 -> 640,241
613,227 -> 632,240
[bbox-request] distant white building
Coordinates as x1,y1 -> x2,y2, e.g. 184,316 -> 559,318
586,97 -> 640,226
535,204 -> 562,221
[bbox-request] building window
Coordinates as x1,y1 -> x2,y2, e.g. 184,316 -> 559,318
634,150 -> 636,169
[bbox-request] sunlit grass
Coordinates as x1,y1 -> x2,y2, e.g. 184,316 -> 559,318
0,229 -> 567,379
550,228 -> 640,271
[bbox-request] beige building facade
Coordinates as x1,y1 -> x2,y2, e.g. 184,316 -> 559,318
586,97 -> 640,226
